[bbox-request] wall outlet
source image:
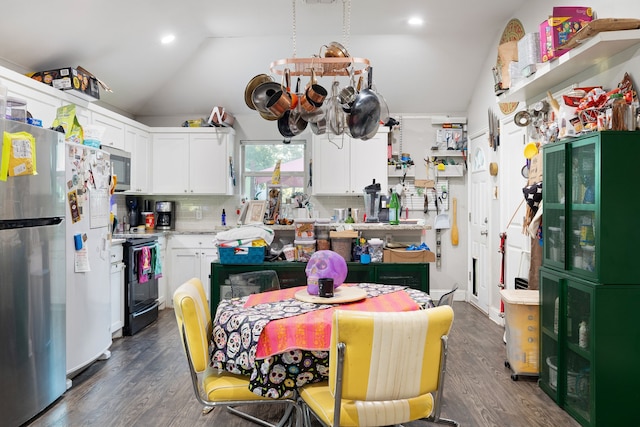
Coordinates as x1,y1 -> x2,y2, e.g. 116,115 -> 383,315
195,206 -> 202,220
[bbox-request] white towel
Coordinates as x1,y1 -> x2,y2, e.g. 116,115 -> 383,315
213,225 -> 275,247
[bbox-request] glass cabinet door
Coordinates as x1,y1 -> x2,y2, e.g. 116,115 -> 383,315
539,269 -> 561,403
568,141 -> 597,278
542,144 -> 566,268
564,280 -> 592,424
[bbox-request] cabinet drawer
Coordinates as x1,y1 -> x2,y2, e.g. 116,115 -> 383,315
110,244 -> 124,263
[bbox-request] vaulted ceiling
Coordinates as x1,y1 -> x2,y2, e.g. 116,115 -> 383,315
0,0 -> 527,121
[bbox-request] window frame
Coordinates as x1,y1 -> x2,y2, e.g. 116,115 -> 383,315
239,139 -> 307,201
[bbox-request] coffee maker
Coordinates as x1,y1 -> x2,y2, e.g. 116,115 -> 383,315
155,201 -> 174,230
126,195 -> 142,227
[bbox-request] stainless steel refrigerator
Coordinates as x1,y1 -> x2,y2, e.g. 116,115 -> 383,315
0,119 -> 67,425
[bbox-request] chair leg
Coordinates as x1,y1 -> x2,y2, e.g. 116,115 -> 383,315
202,405 -> 214,415
227,404 -> 295,427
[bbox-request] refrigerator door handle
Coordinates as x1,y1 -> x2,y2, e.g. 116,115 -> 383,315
0,216 -> 64,230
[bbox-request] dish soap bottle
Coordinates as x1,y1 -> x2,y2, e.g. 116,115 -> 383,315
345,208 -> 355,224
221,209 -> 226,226
388,189 -> 400,225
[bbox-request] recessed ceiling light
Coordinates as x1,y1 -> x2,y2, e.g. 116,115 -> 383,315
408,16 -> 424,26
161,34 -> 176,44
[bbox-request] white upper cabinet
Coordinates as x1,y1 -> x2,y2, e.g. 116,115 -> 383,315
126,125 -> 151,193
312,128 -> 389,195
151,128 -> 235,195
91,112 -> 126,150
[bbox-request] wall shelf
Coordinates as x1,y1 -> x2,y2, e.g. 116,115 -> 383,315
497,29 -> 640,103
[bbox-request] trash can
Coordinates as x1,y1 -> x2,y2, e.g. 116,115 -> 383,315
500,289 -> 540,381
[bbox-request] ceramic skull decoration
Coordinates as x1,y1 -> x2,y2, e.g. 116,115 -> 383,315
305,250 -> 348,295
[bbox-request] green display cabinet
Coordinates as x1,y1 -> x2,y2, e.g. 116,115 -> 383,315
210,262 -> 429,314
540,267 -> 640,426
542,131 -> 640,284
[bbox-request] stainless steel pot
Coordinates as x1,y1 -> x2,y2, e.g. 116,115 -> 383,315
348,67 -> 381,139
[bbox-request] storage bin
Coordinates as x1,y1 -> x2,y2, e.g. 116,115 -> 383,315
546,356 -> 590,398
294,239 -> 316,262
218,246 -> 265,265
294,218 -> 315,240
331,238 -> 352,262
501,289 -> 540,378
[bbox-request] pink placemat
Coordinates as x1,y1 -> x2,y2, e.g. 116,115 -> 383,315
246,285 -> 420,359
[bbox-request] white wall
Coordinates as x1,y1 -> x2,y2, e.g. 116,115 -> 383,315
467,1 -> 640,322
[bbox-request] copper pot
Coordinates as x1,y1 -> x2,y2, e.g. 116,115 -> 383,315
324,41 -> 349,58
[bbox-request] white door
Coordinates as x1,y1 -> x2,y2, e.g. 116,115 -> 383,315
499,120 -> 530,291
468,132 -> 490,313
189,133 -> 229,194
168,248 -> 199,308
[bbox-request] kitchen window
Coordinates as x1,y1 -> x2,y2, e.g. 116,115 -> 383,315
240,140 -> 306,202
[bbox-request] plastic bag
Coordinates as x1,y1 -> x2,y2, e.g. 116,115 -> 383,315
1,131 -> 37,181
52,104 -> 83,144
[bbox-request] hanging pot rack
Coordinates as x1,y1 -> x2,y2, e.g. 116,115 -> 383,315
270,0 -> 369,77
269,56 -> 370,77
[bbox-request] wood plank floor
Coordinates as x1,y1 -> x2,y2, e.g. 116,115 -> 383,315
26,302 -> 580,427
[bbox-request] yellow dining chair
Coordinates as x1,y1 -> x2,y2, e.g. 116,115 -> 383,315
298,306 -> 458,427
173,277 -> 300,427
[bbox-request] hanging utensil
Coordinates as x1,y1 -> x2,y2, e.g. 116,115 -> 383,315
451,197 -> 459,246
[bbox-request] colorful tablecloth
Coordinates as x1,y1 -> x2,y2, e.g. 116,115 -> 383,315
211,283 -> 434,398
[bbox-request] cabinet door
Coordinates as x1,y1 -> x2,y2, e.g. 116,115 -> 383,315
350,132 -> 388,195
4,80 -> 62,127
312,134 -> 350,194
110,261 -> 125,336
126,126 -> 150,193
152,133 -> 189,193
542,143 -> 567,269
168,248 -> 199,307
189,133 -> 233,194
563,279 -> 592,423
539,268 -> 561,403
92,112 -> 126,150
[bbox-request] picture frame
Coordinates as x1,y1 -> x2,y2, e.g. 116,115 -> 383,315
244,200 -> 267,225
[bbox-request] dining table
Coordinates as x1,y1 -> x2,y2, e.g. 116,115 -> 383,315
210,282 -> 434,399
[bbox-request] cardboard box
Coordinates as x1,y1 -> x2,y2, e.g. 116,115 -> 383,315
28,67 -> 100,101
383,248 -> 436,263
528,153 -> 543,185
539,6 -> 594,62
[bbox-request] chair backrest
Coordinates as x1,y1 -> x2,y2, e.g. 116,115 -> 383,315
228,270 -> 280,298
437,284 -> 459,307
329,306 -> 454,402
173,277 -> 212,373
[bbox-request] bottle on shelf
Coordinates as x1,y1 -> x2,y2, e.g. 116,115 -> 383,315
345,208 -> 355,224
388,189 -> 400,225
221,209 -> 226,226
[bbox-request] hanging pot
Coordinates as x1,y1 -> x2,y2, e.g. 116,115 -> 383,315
338,71 -> 360,113
300,69 -> 327,112
278,109 -> 308,139
324,41 -> 350,58
244,74 -> 273,110
266,70 -> 293,118
348,67 -> 381,139
252,81 -> 281,121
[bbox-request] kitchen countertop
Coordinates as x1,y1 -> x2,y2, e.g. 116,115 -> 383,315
112,223 -> 429,240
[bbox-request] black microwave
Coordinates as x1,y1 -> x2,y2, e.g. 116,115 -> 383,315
102,146 -> 131,191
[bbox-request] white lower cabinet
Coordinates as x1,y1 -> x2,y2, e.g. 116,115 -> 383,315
167,234 -> 217,306
109,242 -> 125,338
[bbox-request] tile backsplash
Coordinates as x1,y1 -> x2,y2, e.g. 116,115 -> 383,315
111,193 -> 429,232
